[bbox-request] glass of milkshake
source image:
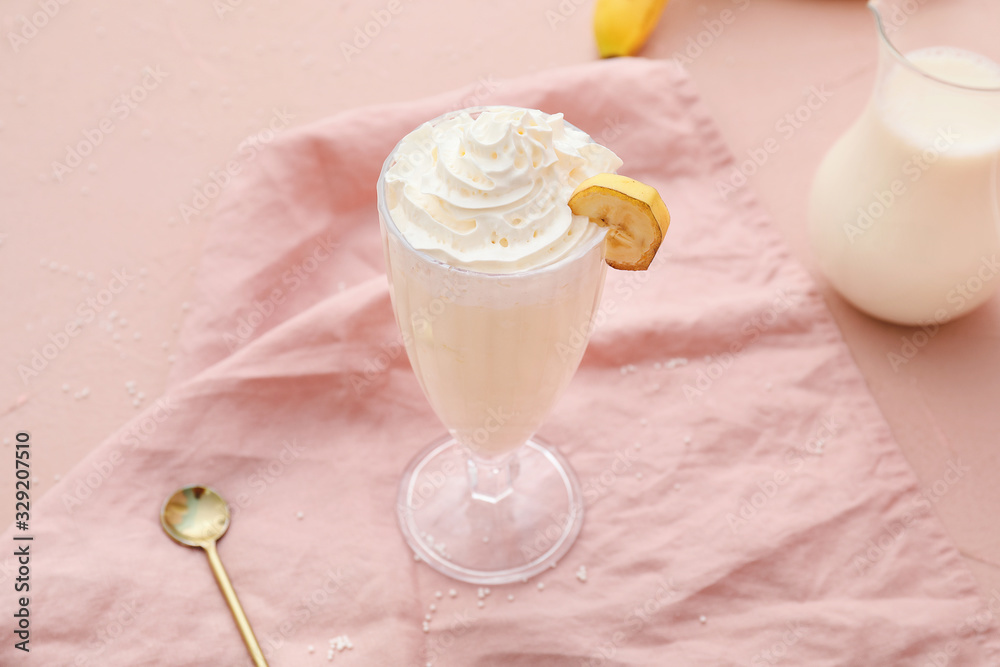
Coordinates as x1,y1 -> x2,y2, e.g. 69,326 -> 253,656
376,107 -> 624,584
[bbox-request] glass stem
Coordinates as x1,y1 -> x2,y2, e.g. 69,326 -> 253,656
467,451 -> 519,504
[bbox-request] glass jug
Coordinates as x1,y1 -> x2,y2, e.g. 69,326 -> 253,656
808,0 -> 1000,326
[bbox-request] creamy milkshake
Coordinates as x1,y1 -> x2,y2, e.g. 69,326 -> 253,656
380,108 -> 621,457
378,106 -> 670,584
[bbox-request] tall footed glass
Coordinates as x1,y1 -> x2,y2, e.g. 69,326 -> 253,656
377,114 -> 607,584
808,0 -> 1000,325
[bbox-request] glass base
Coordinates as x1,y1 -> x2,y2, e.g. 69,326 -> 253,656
397,435 -> 584,585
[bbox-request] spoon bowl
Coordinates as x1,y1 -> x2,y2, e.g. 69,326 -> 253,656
161,485 -> 231,546
160,485 -> 267,667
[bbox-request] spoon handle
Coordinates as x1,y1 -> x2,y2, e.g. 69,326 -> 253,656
204,541 -> 269,667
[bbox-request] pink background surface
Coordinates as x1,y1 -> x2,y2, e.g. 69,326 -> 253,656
1,0 -> 999,644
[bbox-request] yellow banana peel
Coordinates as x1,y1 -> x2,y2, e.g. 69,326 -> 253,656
594,0 -> 670,58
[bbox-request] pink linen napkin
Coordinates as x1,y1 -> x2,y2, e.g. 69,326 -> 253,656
3,58 -> 999,666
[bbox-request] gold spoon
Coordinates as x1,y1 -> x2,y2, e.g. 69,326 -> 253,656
160,485 -> 268,667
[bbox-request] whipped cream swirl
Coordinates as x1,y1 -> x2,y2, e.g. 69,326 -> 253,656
383,107 -> 623,273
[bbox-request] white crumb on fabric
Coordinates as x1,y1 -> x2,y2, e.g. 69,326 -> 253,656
327,634 -> 353,660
